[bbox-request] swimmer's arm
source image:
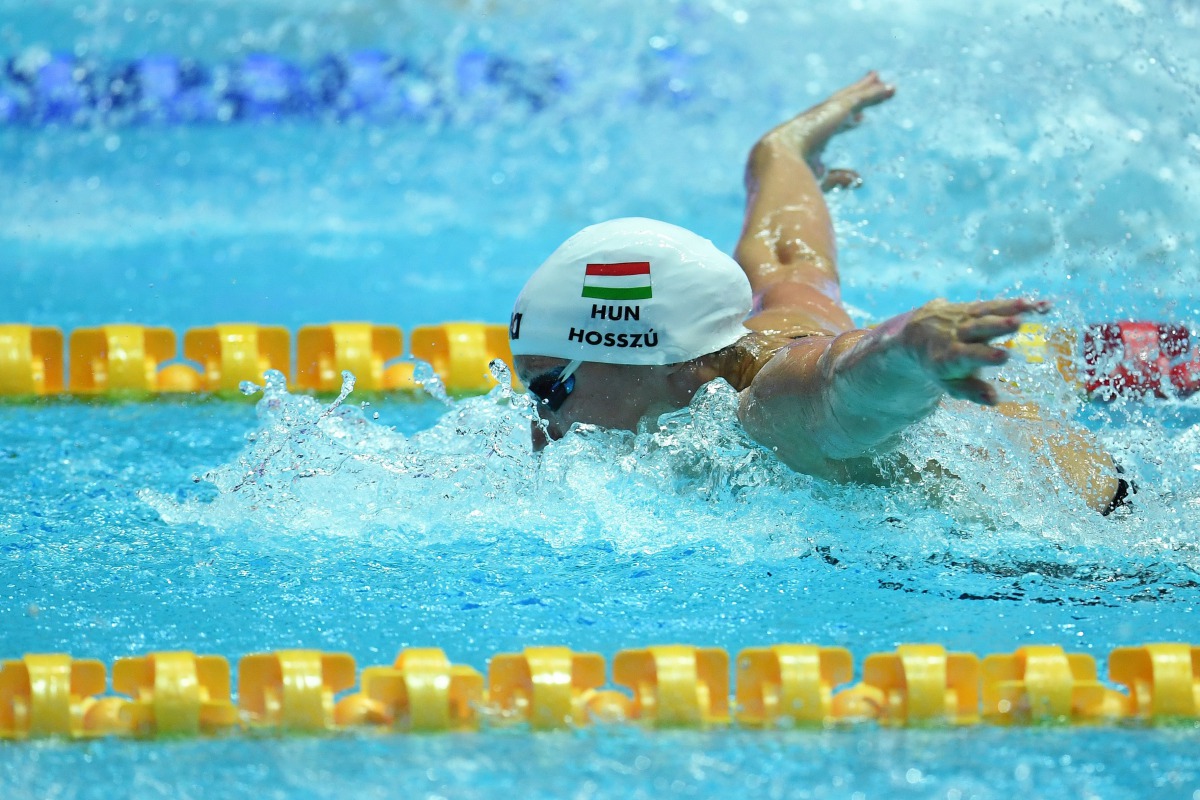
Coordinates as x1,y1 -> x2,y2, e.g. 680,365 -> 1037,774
990,401 -> 1120,513
737,298 -> 1048,475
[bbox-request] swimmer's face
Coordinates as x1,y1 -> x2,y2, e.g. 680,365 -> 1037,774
515,355 -> 692,449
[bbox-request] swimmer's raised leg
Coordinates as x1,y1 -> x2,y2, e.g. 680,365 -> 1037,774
735,72 -> 895,336
767,70 -> 894,178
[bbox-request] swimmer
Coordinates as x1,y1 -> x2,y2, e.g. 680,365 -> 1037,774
509,72 -> 1126,514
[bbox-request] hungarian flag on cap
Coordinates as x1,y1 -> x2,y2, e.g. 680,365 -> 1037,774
581,262 -> 652,301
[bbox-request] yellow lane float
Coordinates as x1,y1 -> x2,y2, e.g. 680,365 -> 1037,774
4,642 -> 1200,740
1,320 -> 1195,400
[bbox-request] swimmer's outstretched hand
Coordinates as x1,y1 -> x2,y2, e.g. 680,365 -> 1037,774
740,295 -> 1047,468
894,298 -> 1051,405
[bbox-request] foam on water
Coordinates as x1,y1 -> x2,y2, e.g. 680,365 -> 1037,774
141,348 -> 1200,608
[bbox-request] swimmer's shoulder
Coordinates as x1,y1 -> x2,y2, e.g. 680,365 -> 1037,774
709,326 -> 832,391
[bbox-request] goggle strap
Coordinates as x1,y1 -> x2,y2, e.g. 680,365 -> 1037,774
556,359 -> 583,386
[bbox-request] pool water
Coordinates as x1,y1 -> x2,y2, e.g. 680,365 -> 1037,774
2,0 -> 1200,797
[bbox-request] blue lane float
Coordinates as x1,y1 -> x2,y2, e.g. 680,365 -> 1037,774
0,49 -> 597,126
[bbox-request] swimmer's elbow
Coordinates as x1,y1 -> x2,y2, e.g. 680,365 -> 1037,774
738,384 -> 868,476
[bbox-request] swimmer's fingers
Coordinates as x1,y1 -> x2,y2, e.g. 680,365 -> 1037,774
964,298 -> 1052,318
899,297 -> 1044,390
933,342 -> 1009,379
942,375 -> 1000,406
958,315 -> 1024,343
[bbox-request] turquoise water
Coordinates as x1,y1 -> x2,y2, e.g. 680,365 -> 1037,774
2,0 -> 1200,798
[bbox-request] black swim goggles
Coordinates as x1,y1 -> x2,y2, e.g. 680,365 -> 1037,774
527,360 -> 582,412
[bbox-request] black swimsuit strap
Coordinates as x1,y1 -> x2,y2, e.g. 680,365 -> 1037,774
1101,465 -> 1137,516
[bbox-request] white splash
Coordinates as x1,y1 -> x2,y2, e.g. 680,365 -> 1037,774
142,355 -> 1200,585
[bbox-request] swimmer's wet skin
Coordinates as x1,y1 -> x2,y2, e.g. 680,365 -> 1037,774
511,72 -> 1123,514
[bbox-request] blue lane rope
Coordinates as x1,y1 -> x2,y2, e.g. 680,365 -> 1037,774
0,47 -> 698,127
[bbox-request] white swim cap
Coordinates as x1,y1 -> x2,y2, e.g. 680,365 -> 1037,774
509,218 -> 753,366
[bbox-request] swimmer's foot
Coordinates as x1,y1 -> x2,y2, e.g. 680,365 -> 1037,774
767,71 -> 895,168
